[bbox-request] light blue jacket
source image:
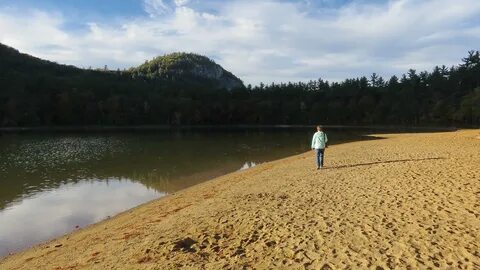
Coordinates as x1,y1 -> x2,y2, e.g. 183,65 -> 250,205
311,131 -> 328,149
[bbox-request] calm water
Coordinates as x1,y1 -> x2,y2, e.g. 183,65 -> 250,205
0,128 -> 361,257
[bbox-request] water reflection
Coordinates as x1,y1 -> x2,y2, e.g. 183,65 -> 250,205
0,129 -> 319,256
0,129 -> 367,257
240,161 -> 257,170
0,179 -> 161,256
0,131 -> 314,210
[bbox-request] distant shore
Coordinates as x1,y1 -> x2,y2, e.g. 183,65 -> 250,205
0,124 -> 459,133
1,130 -> 479,269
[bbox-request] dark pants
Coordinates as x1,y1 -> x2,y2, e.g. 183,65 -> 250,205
316,148 -> 325,168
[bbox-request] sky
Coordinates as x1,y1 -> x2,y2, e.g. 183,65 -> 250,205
0,0 -> 479,85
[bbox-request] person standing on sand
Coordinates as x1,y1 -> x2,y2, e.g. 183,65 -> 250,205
311,125 -> 328,169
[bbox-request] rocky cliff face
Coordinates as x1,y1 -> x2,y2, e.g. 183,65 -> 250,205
129,53 -> 244,90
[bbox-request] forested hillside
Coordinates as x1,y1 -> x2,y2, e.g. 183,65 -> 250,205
129,52 -> 243,90
0,43 -> 478,127
244,51 -> 479,126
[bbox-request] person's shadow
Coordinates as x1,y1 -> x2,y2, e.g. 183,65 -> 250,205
324,157 -> 446,169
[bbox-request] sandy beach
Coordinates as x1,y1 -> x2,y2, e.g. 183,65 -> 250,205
1,130 -> 479,269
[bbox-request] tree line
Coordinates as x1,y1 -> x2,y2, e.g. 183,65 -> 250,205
0,45 -> 478,127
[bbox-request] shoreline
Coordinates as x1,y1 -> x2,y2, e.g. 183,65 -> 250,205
0,124 -> 459,133
1,130 -> 479,269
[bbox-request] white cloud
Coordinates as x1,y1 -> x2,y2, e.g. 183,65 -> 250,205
144,0 -> 171,17
0,9 -> 70,58
0,0 -> 479,84
174,0 -> 190,7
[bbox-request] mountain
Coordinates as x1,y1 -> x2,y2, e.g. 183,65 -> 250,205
0,43 -> 478,127
0,43 -> 243,90
128,53 -> 244,90
0,43 -> 82,74
0,43 -> 246,126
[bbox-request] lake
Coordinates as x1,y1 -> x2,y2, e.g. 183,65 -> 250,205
0,128 -> 365,257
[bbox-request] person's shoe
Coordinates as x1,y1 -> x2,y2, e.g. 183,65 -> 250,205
317,167 -> 320,170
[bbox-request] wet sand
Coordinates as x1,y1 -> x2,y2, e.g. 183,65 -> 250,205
1,130 -> 479,269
